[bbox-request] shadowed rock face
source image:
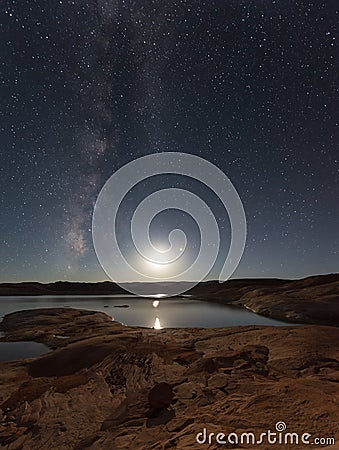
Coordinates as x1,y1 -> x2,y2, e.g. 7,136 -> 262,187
0,308 -> 338,449
148,382 -> 174,411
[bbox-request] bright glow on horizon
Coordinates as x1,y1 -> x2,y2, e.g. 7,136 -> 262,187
152,300 -> 160,307
147,260 -> 168,272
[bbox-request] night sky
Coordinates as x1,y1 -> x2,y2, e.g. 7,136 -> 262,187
1,1 -> 338,283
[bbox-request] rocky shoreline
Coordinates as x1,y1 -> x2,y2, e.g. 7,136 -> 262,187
0,308 -> 338,449
1,273 -> 338,327
192,273 -> 339,327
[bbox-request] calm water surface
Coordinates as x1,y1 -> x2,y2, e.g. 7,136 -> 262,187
0,295 -> 293,362
0,341 -> 50,362
0,295 -> 290,329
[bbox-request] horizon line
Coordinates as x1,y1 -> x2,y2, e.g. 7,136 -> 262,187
1,272 -> 338,285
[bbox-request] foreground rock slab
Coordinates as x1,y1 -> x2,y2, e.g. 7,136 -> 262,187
0,308 -> 338,450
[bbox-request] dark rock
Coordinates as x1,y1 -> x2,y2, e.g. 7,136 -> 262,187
148,383 -> 174,410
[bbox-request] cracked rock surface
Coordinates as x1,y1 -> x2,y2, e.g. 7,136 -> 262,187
0,308 -> 338,449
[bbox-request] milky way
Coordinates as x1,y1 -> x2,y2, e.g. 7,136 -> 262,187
1,1 -> 337,282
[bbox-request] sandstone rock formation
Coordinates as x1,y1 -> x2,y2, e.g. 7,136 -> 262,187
0,308 -> 338,449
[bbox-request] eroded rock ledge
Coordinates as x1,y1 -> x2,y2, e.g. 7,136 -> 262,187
193,273 -> 339,326
0,308 -> 338,449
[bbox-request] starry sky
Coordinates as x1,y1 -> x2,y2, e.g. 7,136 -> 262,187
1,0 -> 338,283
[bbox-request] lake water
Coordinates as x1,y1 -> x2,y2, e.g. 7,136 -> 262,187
0,295 -> 290,329
0,295 -> 292,362
0,341 -> 50,362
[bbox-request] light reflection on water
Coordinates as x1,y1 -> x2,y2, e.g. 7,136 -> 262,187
0,295 -> 292,328
153,317 -> 163,329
